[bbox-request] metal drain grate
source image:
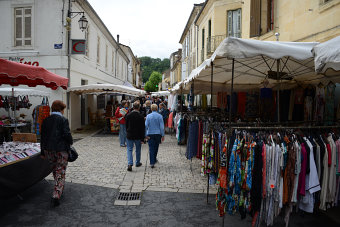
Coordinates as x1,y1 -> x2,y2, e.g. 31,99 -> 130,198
116,192 -> 141,201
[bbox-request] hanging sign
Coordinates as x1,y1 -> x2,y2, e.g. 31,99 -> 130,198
71,39 -> 86,54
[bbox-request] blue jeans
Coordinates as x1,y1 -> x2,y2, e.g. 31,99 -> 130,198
126,139 -> 142,166
148,134 -> 162,165
119,124 -> 126,146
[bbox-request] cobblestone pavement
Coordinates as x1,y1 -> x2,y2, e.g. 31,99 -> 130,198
46,133 -> 218,194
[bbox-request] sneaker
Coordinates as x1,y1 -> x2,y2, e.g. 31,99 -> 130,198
127,165 -> 132,171
151,165 -> 155,168
136,163 -> 142,167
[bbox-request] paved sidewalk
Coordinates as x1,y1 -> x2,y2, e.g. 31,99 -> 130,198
46,133 -> 217,194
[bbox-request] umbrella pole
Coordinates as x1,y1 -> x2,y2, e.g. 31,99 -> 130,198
210,62 -> 213,111
277,59 -> 280,123
229,59 -> 235,127
12,88 -> 17,129
207,62 -> 214,204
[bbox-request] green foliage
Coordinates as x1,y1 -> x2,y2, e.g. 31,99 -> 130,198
144,71 -> 162,92
149,71 -> 162,85
139,56 -> 170,83
144,81 -> 155,92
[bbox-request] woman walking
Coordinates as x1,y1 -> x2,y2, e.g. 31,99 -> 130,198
145,104 -> 164,168
115,100 -> 129,147
41,100 -> 73,207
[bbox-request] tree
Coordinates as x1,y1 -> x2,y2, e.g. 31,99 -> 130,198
139,56 -> 170,83
144,71 -> 162,92
149,71 -> 162,85
144,81 -> 155,92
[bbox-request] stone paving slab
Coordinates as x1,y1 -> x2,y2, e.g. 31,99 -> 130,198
45,132 -> 218,194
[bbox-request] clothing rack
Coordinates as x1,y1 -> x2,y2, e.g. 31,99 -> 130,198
229,125 -> 340,130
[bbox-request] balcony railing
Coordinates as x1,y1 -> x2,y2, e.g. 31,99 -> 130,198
207,34 -> 227,55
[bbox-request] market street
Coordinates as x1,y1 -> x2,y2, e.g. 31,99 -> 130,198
47,131 -> 218,195
1,132 -> 339,226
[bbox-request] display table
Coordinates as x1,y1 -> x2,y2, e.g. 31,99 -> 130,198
0,142 -> 52,198
0,122 -> 32,143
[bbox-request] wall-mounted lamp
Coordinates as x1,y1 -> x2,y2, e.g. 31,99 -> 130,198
68,11 -> 88,32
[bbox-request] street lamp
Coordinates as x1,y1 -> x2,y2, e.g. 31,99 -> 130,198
78,15 -> 88,32
66,12 -> 88,32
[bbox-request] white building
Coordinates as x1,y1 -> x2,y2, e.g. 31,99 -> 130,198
119,44 -> 135,87
0,0 -> 130,130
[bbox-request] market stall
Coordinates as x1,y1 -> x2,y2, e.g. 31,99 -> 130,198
150,91 -> 170,97
0,57 -> 68,198
171,37 -> 340,227
68,83 -> 146,133
0,87 -> 50,141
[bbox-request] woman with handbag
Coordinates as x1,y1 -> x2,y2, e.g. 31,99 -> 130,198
41,100 -> 73,207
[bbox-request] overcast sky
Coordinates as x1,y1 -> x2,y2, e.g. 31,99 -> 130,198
87,0 -> 204,59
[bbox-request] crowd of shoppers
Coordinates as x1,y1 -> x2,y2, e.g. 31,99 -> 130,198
40,96 -> 169,208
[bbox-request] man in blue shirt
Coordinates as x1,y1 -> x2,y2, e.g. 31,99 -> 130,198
145,104 -> 164,168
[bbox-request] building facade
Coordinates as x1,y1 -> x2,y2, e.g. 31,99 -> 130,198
161,69 -> 170,91
120,43 -> 140,87
179,3 -> 204,81
193,0 -> 340,65
0,0 -> 132,130
169,50 -> 182,88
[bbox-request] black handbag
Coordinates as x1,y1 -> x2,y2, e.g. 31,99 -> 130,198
67,146 -> 78,162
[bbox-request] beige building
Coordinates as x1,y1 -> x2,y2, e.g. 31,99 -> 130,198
194,0 -> 340,65
169,49 -> 182,88
161,69 -> 171,91
179,3 -> 204,80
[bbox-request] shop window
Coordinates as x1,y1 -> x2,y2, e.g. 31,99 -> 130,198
227,9 -> 241,38
14,7 -> 32,47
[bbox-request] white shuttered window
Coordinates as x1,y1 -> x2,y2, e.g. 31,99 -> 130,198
15,7 -> 32,47
227,9 -> 241,38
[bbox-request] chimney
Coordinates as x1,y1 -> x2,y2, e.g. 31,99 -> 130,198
117,34 -> 120,44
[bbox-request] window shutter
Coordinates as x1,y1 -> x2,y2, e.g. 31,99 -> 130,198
227,11 -> 232,37
15,9 -> 23,46
24,8 -> 31,45
250,0 -> 261,37
85,26 -> 89,56
236,9 -> 241,38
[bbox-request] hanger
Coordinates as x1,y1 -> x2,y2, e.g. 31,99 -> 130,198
318,82 -> 323,88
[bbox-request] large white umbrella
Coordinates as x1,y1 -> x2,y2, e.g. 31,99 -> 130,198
182,37 -> 320,94
67,83 -> 146,96
0,87 -> 50,97
312,35 -> 340,76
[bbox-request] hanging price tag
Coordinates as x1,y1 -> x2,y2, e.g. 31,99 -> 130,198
269,180 -> 275,189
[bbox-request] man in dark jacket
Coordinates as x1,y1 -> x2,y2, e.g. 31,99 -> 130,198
125,101 -> 145,171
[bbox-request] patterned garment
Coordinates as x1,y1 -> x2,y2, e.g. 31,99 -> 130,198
45,150 -> 68,199
201,134 -> 210,176
208,132 -> 214,173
